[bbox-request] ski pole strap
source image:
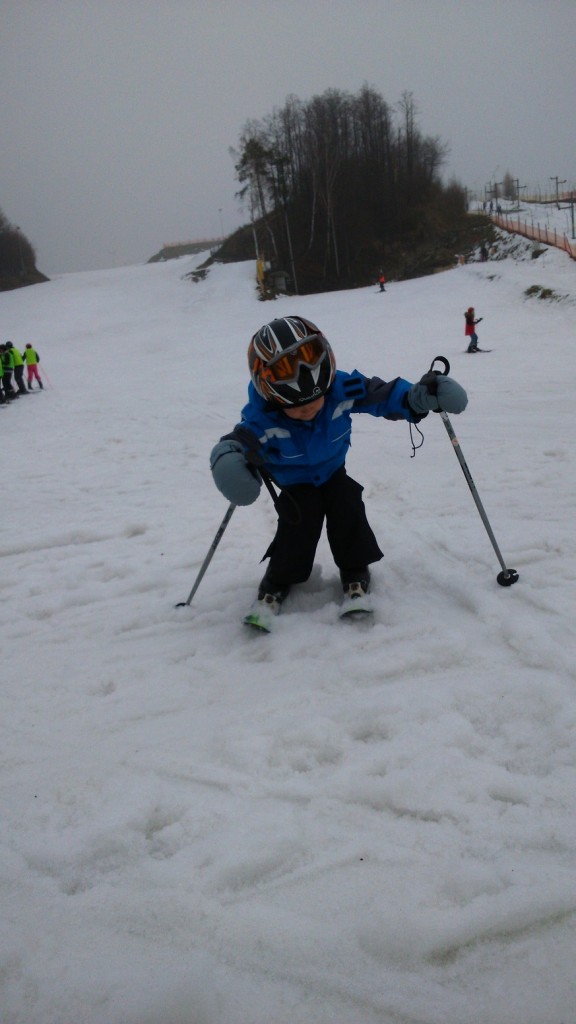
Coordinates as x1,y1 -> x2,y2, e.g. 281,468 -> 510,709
259,468 -> 302,526
260,468 -> 280,504
242,440 -> 303,526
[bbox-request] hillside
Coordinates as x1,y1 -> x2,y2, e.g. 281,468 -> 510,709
1,234 -> 575,1024
214,210 -> 496,293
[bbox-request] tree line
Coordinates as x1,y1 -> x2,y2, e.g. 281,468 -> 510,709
232,85 -> 468,292
0,207 -> 44,290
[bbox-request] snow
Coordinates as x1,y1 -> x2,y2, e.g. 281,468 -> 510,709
2,226 -> 576,1024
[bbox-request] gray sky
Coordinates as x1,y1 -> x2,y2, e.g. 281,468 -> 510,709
2,0 -> 575,275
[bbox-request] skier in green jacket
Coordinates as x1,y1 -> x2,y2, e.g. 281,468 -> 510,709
6,342 -> 28,394
1,343 -> 18,400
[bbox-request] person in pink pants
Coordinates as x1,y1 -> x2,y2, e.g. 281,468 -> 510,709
24,344 -> 43,389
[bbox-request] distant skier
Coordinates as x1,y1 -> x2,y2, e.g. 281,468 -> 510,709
209,315 -> 467,627
24,344 -> 43,389
465,307 -> 483,352
1,342 -> 18,399
378,272 -> 386,292
5,342 -> 28,394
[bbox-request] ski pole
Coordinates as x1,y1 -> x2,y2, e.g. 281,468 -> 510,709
175,503 -> 236,607
175,456 -> 298,609
39,364 -> 53,388
429,356 -> 518,587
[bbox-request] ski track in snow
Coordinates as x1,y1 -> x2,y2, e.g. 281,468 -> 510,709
2,235 -> 576,1024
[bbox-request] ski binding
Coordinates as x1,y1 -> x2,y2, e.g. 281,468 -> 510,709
243,595 -> 281,633
339,590 -> 373,619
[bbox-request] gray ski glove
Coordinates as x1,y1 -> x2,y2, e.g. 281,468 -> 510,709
210,439 -> 262,505
407,373 -> 468,415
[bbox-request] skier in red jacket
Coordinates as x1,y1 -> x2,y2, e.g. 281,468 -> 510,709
465,307 -> 483,352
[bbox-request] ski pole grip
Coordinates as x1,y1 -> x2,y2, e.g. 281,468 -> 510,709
417,355 -> 452,399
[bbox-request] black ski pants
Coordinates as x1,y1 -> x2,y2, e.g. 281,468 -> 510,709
263,466 -> 383,585
2,371 -> 15,397
14,365 -> 27,393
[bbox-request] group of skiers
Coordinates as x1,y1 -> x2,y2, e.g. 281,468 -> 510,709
0,342 -> 43,404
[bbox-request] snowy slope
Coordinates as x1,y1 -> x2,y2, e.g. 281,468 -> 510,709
1,239 -> 576,1024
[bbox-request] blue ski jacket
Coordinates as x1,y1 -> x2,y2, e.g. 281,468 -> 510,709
228,369 -> 420,488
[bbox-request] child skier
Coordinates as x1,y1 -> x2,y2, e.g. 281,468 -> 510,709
465,307 -> 483,352
24,344 -> 43,389
210,315 -> 467,626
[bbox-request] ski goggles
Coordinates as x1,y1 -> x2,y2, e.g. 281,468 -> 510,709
264,334 -> 327,383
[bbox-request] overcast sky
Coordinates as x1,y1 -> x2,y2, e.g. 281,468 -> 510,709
2,0 -> 575,275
